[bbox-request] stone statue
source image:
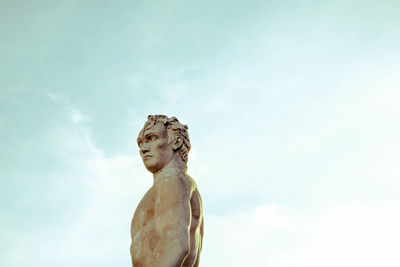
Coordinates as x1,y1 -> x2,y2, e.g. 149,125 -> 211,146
130,115 -> 204,267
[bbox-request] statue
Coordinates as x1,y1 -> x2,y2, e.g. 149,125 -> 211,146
130,115 -> 204,267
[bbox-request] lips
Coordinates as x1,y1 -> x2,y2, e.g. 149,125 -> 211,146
143,155 -> 152,159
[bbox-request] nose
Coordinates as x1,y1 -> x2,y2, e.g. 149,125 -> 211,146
140,142 -> 150,154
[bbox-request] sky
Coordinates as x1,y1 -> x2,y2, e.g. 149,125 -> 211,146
1,0 -> 400,266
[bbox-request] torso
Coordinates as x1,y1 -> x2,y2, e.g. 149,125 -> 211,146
130,175 -> 203,267
130,188 -> 157,266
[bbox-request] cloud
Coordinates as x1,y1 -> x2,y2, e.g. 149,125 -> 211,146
201,201 -> 400,267
290,201 -> 400,267
2,99 -> 151,267
201,203 -> 301,266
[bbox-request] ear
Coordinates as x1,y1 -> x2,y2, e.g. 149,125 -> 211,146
173,136 -> 183,150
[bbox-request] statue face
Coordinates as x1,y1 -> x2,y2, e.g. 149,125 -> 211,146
137,123 -> 175,173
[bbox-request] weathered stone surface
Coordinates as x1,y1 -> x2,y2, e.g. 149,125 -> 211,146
130,115 -> 204,267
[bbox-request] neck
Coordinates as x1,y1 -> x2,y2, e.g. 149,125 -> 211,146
153,153 -> 187,182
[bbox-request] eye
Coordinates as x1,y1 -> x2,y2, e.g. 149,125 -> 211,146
146,135 -> 158,142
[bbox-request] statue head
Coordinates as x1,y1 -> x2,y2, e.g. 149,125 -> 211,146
137,115 -> 191,173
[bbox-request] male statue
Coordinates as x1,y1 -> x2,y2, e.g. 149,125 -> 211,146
130,115 -> 204,267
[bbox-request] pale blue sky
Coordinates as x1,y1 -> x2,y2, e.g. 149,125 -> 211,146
1,0 -> 400,266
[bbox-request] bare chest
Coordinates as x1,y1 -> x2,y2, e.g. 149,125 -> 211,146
130,190 -> 158,263
131,189 -> 156,233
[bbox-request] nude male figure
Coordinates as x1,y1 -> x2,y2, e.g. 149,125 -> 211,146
130,115 -> 204,267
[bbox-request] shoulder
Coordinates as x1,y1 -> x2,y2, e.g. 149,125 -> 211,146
154,174 -> 193,201
132,188 -> 153,216
156,173 -> 192,189
137,187 -> 154,205
187,175 -> 199,191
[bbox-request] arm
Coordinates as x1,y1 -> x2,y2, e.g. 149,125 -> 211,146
151,176 -> 191,267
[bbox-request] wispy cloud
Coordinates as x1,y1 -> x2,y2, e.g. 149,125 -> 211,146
202,201 -> 400,267
2,98 -> 151,267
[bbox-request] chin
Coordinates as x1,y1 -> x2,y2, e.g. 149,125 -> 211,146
145,166 -> 157,173
142,158 -> 169,173
144,162 -> 162,173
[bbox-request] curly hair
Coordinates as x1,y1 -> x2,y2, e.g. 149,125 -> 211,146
143,115 -> 191,163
